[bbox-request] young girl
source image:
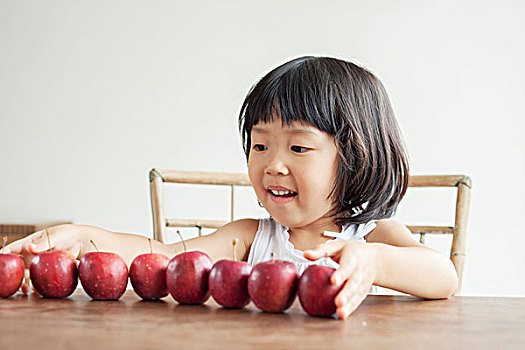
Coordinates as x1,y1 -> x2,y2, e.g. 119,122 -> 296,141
5,56 -> 458,319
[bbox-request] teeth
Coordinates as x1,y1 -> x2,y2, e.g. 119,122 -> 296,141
270,189 -> 294,196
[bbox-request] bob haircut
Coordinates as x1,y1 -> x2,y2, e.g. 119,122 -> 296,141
238,56 -> 410,226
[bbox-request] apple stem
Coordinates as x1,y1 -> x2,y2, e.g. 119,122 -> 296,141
271,252 -> 275,262
90,240 -> 100,252
1,236 -> 7,253
148,238 -> 153,254
232,238 -> 238,261
45,229 -> 52,251
176,230 -> 187,253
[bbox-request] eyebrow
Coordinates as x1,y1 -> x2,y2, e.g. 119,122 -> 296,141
252,126 -> 320,136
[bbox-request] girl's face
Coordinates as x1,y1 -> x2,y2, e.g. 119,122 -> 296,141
248,118 -> 340,232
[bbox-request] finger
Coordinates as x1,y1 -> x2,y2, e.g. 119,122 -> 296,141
337,304 -> 350,319
2,240 -> 18,254
64,241 -> 82,260
338,273 -> 372,319
22,268 -> 40,296
21,269 -> 30,295
303,241 -> 346,261
336,285 -> 365,319
27,229 -> 56,254
334,269 -> 360,307
2,232 -> 40,254
338,303 -> 353,319
3,234 -> 44,270
21,282 -> 29,295
337,290 -> 367,319
3,230 -> 47,255
330,249 -> 357,286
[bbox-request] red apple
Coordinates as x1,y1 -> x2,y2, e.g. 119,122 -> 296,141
209,259 -> 252,308
130,253 -> 170,300
79,252 -> 128,300
298,265 -> 344,317
29,250 -> 78,298
247,259 -> 298,312
209,238 -> 252,308
166,251 -> 212,304
0,253 -> 25,298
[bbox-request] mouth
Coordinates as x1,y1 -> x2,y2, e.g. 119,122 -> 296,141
266,186 -> 298,203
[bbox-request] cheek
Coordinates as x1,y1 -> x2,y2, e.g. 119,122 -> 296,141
248,161 -> 264,192
301,158 -> 338,201
247,156 -> 256,176
301,178 -> 332,203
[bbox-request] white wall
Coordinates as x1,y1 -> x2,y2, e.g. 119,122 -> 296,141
1,0 -> 523,296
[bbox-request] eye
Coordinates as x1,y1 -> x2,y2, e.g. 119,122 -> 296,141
291,145 -> 309,153
253,144 -> 267,152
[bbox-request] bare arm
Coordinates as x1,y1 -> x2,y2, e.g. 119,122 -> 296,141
5,219 -> 259,268
174,219 -> 259,263
365,219 -> 458,298
304,219 -> 458,319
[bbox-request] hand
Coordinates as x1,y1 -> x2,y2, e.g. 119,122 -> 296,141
3,224 -> 85,295
303,240 -> 379,319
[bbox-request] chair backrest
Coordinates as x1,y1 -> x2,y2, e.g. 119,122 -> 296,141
149,169 -> 472,295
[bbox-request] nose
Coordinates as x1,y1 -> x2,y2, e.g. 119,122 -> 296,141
265,151 -> 290,176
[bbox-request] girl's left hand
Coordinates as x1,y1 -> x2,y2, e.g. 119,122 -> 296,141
303,240 -> 379,319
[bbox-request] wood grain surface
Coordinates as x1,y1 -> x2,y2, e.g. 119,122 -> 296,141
1,290 -> 524,349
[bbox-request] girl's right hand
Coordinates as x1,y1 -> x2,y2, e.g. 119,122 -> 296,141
2,224 -> 86,295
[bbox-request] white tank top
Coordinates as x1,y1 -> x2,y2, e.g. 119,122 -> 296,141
247,217 -> 377,275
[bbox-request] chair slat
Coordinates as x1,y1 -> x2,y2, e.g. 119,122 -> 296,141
166,219 -> 227,229
155,169 -> 251,186
409,175 -> 472,188
408,225 -> 454,234
149,170 -> 167,243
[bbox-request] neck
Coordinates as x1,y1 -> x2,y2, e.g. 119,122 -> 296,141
285,219 -> 341,252
287,218 -> 341,239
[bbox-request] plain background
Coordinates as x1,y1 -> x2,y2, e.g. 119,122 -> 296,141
1,0 -> 523,296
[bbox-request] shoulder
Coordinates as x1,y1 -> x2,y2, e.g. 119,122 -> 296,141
221,218 -> 259,234
222,218 -> 259,229
219,218 -> 260,247
364,219 -> 422,247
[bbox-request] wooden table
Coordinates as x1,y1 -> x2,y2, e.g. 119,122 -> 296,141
1,290 -> 524,349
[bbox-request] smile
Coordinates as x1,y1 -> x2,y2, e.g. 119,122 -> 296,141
267,188 -> 298,204
268,189 -> 298,197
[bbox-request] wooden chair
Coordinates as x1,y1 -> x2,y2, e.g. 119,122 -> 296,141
149,169 -> 472,295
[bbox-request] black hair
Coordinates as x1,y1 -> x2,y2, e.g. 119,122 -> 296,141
238,56 -> 410,225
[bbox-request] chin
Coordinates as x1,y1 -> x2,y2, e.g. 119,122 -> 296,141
261,197 -> 310,228
267,213 -> 302,229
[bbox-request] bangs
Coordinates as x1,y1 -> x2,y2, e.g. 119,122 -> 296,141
239,56 -> 339,158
